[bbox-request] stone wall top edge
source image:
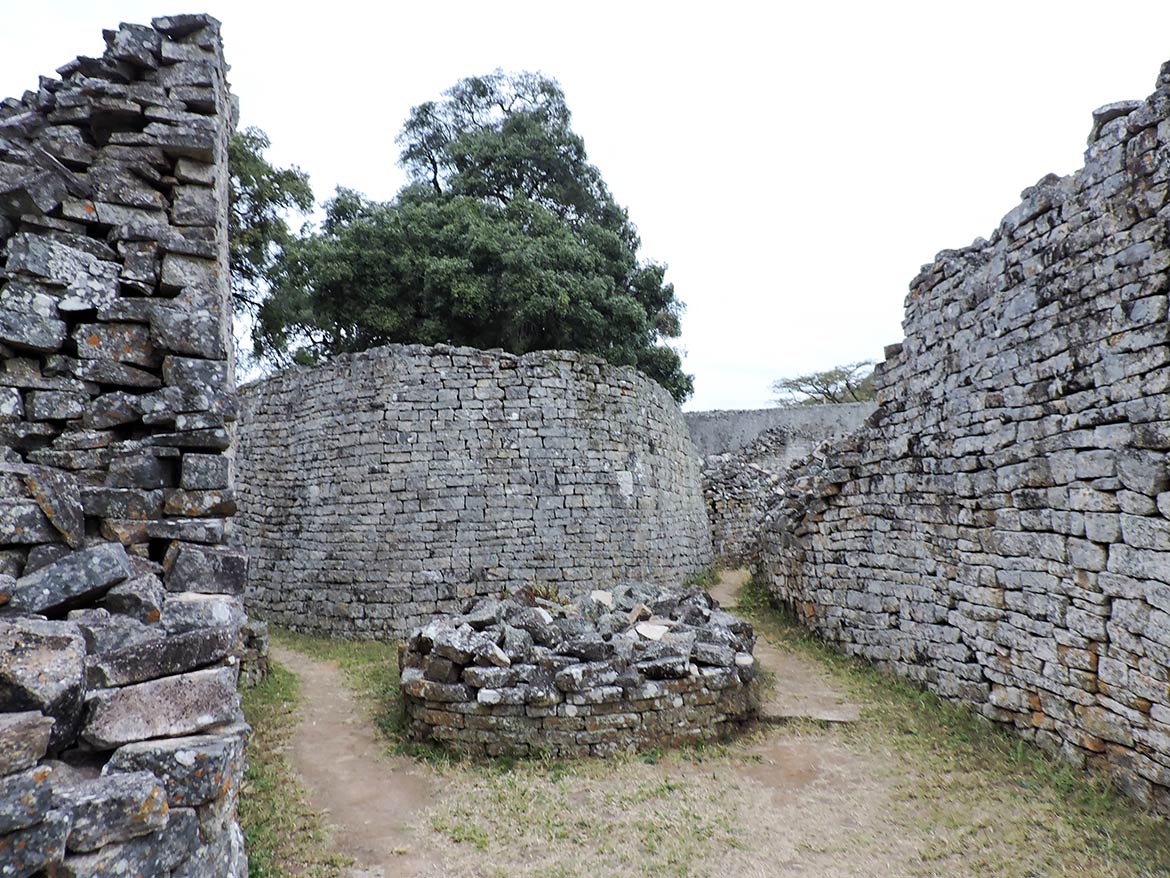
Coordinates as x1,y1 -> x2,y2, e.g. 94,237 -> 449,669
905,57 -> 1170,300
239,342 -> 681,408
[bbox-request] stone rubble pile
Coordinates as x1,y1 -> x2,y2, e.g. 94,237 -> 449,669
401,584 -> 758,757
0,15 -> 256,876
758,61 -> 1170,813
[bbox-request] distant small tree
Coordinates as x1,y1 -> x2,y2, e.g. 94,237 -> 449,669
771,361 -> 876,407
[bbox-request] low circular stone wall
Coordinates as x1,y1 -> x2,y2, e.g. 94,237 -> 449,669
399,584 -> 758,757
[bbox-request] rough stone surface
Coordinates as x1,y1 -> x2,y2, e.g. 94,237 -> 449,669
0,17 -> 251,875
401,585 -> 758,757
756,66 -> 1170,815
0,618 -> 85,752
81,666 -> 242,749
0,711 -> 53,775
237,345 -> 713,637
105,728 -> 245,807
51,770 -> 168,852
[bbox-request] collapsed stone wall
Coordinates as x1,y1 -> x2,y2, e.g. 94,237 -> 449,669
692,404 -> 874,566
684,402 -> 874,459
237,344 -> 714,638
0,16 -> 254,876
400,585 -> 758,758
757,64 -> 1170,813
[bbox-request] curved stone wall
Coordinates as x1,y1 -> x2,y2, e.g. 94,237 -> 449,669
237,345 -> 713,637
757,62 -> 1170,813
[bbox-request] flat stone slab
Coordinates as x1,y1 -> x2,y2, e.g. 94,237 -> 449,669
81,666 -> 240,749
0,710 -> 54,774
3,542 -> 131,614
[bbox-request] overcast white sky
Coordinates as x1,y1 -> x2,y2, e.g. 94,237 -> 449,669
4,2 -> 1170,410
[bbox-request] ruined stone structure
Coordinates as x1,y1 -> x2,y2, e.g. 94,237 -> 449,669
0,17 -> 254,875
758,64 -> 1170,813
400,584 -> 758,757
688,404 -> 873,566
237,345 -> 713,638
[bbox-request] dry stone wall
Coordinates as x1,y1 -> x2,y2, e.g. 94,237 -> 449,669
0,16 -> 253,876
757,62 -> 1170,813
685,403 -> 874,459
692,404 -> 874,566
400,584 -> 758,757
237,344 -> 714,638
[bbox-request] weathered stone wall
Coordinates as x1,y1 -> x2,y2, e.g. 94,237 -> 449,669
684,403 -> 874,458
757,63 -> 1170,813
237,345 -> 714,638
0,16 -> 254,876
400,585 -> 757,758
690,404 -> 874,565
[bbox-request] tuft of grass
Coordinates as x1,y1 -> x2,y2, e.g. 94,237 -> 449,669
237,663 -> 351,878
732,574 -> 1170,878
682,567 -> 720,589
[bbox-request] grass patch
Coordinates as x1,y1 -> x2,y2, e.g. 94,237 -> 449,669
731,574 -> 1170,878
237,662 -> 351,878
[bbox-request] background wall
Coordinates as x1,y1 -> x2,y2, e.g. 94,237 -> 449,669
690,404 -> 876,565
237,345 -> 713,637
757,65 -> 1170,813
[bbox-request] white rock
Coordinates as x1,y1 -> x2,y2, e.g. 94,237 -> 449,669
634,622 -> 669,641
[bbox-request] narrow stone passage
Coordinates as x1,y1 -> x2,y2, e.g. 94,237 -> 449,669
271,645 -> 442,878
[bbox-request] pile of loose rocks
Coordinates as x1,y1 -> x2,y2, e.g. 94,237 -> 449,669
401,584 -> 759,757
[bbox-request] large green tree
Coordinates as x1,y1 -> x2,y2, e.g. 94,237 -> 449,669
255,71 -> 693,402
228,127 -> 313,314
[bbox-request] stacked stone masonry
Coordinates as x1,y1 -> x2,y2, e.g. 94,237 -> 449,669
237,345 -> 714,638
757,63 -> 1170,813
0,16 -> 256,877
699,405 -> 871,566
400,585 -> 758,757
684,402 -> 874,459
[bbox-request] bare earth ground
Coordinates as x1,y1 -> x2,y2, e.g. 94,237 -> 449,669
271,645 -> 442,877
270,570 -> 1170,878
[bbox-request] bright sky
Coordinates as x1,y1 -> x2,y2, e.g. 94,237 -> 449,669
3,2 -> 1169,410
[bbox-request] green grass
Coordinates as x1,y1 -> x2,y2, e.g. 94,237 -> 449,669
237,663 -> 351,878
731,574 -> 1170,878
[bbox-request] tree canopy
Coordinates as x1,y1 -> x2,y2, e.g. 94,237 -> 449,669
227,127 -> 313,313
771,361 -> 876,407
249,71 -> 693,402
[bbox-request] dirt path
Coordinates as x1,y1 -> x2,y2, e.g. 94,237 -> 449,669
710,569 -> 859,724
270,645 -> 442,878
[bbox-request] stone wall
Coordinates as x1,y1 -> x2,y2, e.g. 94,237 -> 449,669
757,63 -> 1170,813
684,402 -> 874,458
237,345 -> 714,638
0,16 -> 253,876
695,406 -> 874,566
400,584 -> 758,758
